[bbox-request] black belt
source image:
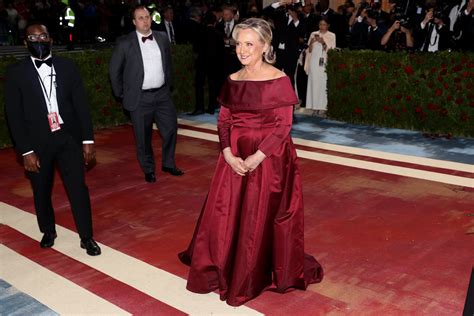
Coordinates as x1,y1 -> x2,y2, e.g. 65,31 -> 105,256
142,86 -> 164,93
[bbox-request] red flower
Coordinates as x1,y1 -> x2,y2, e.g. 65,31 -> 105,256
406,95 -> 412,101
443,82 -> 449,89
402,107 -> 407,112
437,76 -> 443,82
427,103 -> 437,111
95,58 -> 103,65
380,65 -> 388,73
467,62 -> 474,69
439,108 -> 448,116
427,82 -> 434,88
454,77 -> 461,83
466,82 -> 473,89
369,63 -> 375,69
395,94 -> 402,100
439,69 -> 448,75
435,89 -> 442,96
455,98 -> 464,105
452,65 -> 463,72
338,63 -> 347,70
383,105 -> 390,112
404,66 -> 414,75
430,67 -> 437,73
353,63 -> 361,68
359,73 -> 366,81
470,102 -> 474,108
447,95 -> 453,101
354,107 -> 362,114
441,63 -> 447,68
415,106 -> 422,113
463,71 -> 469,78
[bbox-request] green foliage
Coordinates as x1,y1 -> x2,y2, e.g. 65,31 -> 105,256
327,50 -> 474,136
0,45 -> 195,148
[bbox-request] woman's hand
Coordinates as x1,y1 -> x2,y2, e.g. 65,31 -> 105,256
243,150 -> 266,172
223,147 -> 248,176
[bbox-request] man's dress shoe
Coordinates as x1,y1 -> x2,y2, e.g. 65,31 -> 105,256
145,172 -> 156,183
162,167 -> 184,176
80,238 -> 102,256
40,232 -> 57,248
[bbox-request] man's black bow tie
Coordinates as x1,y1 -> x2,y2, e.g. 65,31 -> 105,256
35,58 -> 52,68
142,34 -> 153,43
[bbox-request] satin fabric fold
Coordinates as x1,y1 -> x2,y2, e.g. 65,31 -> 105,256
179,76 -> 323,306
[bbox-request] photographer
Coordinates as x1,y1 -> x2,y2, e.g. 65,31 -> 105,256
350,6 -> 386,50
458,0 -> 474,50
417,8 -> 452,52
263,0 -> 306,88
381,18 -> 414,51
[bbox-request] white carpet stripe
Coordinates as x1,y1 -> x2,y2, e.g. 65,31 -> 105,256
0,203 -> 263,316
0,245 -> 131,316
177,118 -> 473,173
177,128 -> 474,188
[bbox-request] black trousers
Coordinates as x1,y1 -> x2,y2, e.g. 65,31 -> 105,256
130,86 -> 178,174
28,130 -> 93,239
195,60 -> 223,113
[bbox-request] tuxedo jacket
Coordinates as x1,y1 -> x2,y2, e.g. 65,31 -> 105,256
4,56 -> 94,156
416,23 -> 452,51
109,31 -> 173,112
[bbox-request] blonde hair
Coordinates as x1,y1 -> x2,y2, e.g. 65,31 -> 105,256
232,18 -> 276,64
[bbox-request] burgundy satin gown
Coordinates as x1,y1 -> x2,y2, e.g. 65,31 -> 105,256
179,76 -> 323,306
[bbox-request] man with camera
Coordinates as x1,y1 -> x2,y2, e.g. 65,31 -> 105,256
417,8 -> 451,52
381,16 -> 414,51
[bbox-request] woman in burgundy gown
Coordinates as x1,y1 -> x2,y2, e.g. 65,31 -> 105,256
179,18 -> 323,307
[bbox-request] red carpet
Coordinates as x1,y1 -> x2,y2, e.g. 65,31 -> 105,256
1,124 -> 472,315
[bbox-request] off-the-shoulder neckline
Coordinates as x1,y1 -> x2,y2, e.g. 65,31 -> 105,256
227,75 -> 288,83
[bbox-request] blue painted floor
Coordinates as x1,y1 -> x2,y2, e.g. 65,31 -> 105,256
180,112 -> 474,165
0,279 -> 58,316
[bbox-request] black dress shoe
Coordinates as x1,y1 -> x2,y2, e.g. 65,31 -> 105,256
145,172 -> 156,183
40,232 -> 57,248
189,110 -> 204,116
80,238 -> 101,256
162,166 -> 184,176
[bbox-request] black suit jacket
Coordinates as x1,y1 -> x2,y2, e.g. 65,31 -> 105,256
4,56 -> 94,156
109,31 -> 173,112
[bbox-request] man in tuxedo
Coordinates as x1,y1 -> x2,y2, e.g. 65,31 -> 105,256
109,5 -> 183,183
4,23 -> 101,256
216,5 -> 241,79
417,9 -> 452,52
157,5 -> 177,44
264,1 -> 306,88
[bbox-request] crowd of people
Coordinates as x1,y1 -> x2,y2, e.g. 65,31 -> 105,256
1,0 -> 473,113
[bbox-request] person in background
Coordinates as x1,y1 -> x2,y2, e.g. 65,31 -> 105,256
304,16 -> 336,117
109,6 -> 184,183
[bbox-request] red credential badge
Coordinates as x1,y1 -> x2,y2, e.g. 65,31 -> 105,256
47,112 -> 61,132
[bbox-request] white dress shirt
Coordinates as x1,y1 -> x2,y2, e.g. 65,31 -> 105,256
136,31 -> 165,90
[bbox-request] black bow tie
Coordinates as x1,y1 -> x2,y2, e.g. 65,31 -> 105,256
35,58 -> 52,68
142,34 -> 153,43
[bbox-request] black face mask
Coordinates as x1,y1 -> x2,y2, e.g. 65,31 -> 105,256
26,41 -> 51,59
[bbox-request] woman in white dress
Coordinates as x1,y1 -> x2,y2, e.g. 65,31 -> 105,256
304,17 -> 336,117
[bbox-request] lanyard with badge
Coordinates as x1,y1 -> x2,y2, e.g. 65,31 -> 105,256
36,64 -> 60,132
